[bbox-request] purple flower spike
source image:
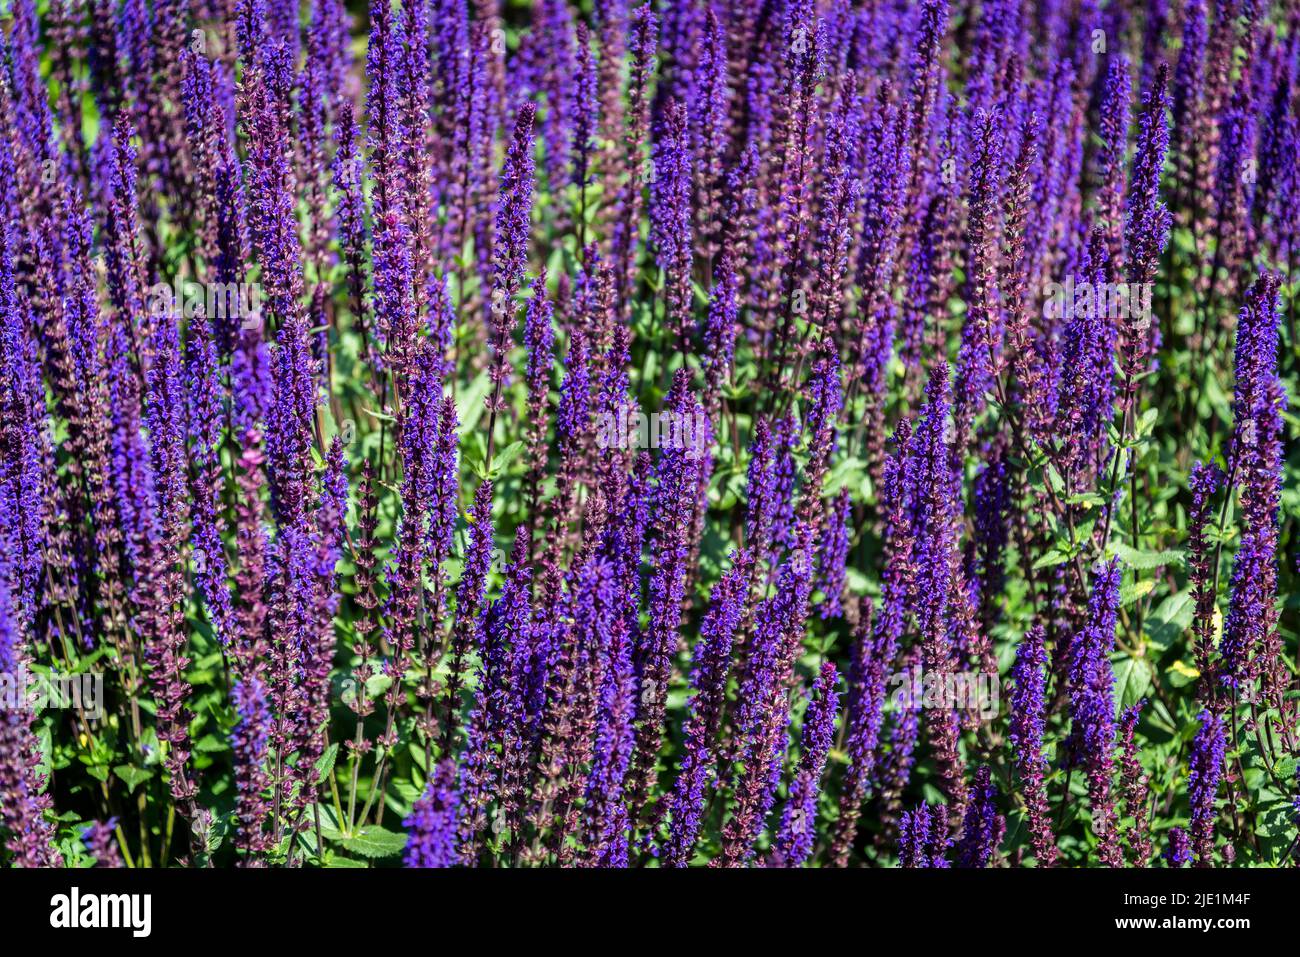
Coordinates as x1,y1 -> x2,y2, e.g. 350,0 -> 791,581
898,803 -> 950,868
82,819 -> 125,868
1068,559 -> 1123,867
816,490 -> 852,620
1008,627 -> 1058,867
406,760 -> 463,869
661,553 -> 751,867
1165,826 -> 1192,868
650,98 -> 694,339
717,551 -> 813,867
770,661 -> 840,868
955,766 -> 1005,868
231,676 -> 274,863
0,565 -> 61,867
1188,709 -> 1225,867
1220,274 -> 1284,702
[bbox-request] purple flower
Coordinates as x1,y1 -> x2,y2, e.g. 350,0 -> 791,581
970,445 -> 1011,621
691,9 -> 730,258
231,433 -> 272,676
662,553 -> 751,867
1211,91 -> 1256,275
954,109 -> 1005,442
1068,559 -> 1123,867
495,528 -> 537,854
424,396 -> 461,587
611,3 -> 657,304
829,425 -> 914,866
810,81 -> 861,336
1171,0 -> 1206,162
1220,273 -> 1284,700
239,41 -> 317,526
879,653 -> 924,833
1055,230 -> 1117,474
955,766 -> 1005,868
742,417 -> 777,561
1188,709 -> 1225,867
528,0 -> 578,188
582,556 -> 637,867
459,520 -> 519,863
490,103 -> 538,353
0,562 -> 62,867
556,325 -> 591,448
1165,826 -> 1192,868
405,760 -> 462,869
1008,626 -> 1058,866
383,342 -> 445,699
82,819 -> 125,868
717,550 -> 813,867
770,662 -> 840,867
273,517 -> 341,814
231,676 -> 274,862
0,234 -> 49,622
816,489 -> 851,619
1121,62 -> 1171,377
797,346 -> 843,537
853,89 -> 908,450
898,802 -> 950,868
143,309 -> 197,804
1095,56 -> 1132,262
631,372 -> 711,816
98,119 -> 158,577
1258,58 -> 1298,256
444,480 -> 495,754
701,250 -> 739,411
332,99 -> 371,335
523,269 -> 555,513
908,366 -> 968,813
1118,702 -> 1153,865
184,312 -> 234,644
1187,462 -> 1223,696
571,22 -> 597,197
649,98 -> 694,338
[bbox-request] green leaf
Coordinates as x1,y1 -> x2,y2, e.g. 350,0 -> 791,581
341,825 -> 409,859
456,373 -> 493,436
409,741 -> 429,772
314,803 -> 347,843
325,855 -> 369,867
1032,548 -> 1070,571
1255,799 -> 1298,853
461,430 -> 488,479
1066,492 -> 1105,509
391,778 -> 423,808
1110,543 -> 1185,570
1113,656 -> 1153,710
1136,407 -> 1159,438
1166,659 -> 1199,688
1145,591 -> 1194,652
1119,579 -> 1155,606
193,734 -> 230,754
488,440 -> 525,477
1043,464 -> 1065,496
824,455 -> 866,497
315,742 -> 339,785
113,764 -> 155,794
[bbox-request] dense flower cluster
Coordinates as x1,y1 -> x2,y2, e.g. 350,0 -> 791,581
0,0 -> 1295,870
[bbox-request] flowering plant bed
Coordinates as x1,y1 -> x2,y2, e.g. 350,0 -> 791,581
0,0 -> 1297,869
